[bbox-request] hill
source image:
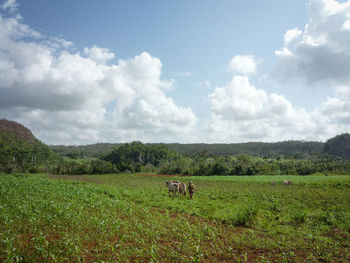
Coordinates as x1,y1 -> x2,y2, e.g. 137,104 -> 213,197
50,143 -> 120,158
50,140 -> 324,159
0,119 -> 54,172
157,141 -> 324,158
322,133 -> 350,158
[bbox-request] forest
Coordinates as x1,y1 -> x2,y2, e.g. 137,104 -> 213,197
1,119 -> 350,176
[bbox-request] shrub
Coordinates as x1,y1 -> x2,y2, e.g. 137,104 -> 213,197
230,205 -> 258,227
291,209 -> 307,225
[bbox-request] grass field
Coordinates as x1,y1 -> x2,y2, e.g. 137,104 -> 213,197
0,173 -> 349,262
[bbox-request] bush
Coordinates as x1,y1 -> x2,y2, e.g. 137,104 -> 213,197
291,209 -> 307,225
89,159 -> 117,174
230,205 -> 258,226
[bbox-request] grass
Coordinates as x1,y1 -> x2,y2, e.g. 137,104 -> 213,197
0,172 -> 350,262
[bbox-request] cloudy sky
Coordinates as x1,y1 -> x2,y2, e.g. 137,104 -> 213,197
0,0 -> 350,145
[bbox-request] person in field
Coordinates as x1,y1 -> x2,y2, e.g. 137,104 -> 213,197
188,181 -> 195,199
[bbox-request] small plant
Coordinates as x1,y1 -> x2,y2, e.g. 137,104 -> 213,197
231,205 -> 258,227
291,209 -> 307,225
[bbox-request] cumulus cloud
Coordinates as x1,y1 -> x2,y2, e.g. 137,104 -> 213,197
207,74 -> 331,142
228,55 -> 257,75
284,28 -> 302,45
1,0 -> 18,13
342,19 -> 350,30
272,0 -> 350,138
275,0 -> 350,86
2,0 -> 350,144
0,4 -> 196,144
83,45 -> 115,64
206,0 -> 350,143
209,76 -> 267,121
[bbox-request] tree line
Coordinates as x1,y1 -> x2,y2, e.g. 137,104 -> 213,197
47,141 -> 350,176
50,141 -> 324,159
2,118 -> 350,176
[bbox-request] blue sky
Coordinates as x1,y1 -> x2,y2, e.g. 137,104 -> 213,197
1,0 -> 350,144
18,0 -> 309,107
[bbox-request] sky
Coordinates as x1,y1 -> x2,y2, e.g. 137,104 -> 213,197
0,0 -> 350,145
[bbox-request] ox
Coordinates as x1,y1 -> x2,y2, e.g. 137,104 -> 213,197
282,180 -> 292,185
166,181 -> 180,196
178,182 -> 187,196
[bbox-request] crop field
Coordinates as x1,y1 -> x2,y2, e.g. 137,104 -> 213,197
0,173 -> 350,262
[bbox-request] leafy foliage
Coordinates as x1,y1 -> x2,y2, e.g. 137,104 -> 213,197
51,141 -> 324,159
0,119 -> 55,173
103,141 -> 180,172
2,119 -> 350,177
322,133 -> 350,158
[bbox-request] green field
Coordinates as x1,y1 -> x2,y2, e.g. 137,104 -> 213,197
1,173 -> 350,262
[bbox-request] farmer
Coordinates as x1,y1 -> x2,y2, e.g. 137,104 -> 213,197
188,181 -> 195,200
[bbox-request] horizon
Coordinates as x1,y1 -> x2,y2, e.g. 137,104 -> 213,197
1,0 -> 350,145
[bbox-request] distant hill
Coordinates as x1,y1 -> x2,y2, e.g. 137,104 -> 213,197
158,141 -> 324,158
50,143 -> 121,158
50,140 -> 324,159
322,133 -> 350,158
0,119 -> 54,172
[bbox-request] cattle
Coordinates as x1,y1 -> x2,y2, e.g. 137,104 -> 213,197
282,180 -> 292,185
179,183 -> 187,196
166,181 -> 180,196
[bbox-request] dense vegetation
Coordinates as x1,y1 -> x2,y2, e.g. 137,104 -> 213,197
1,119 -> 350,176
51,141 -> 350,176
322,133 -> 350,158
0,119 -> 54,173
50,143 -> 119,158
51,141 -> 324,159
1,173 -> 349,262
103,141 -> 180,172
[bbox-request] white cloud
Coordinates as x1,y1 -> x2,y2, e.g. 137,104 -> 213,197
342,20 -> 350,30
1,0 -> 18,13
206,74 -> 331,142
275,0 -> 350,86
83,45 -> 115,64
228,55 -> 257,75
2,0 -> 350,145
0,9 -> 197,144
271,0 -> 350,140
284,28 -> 302,45
209,76 -> 267,121
205,0 -> 350,143
336,85 -> 350,99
